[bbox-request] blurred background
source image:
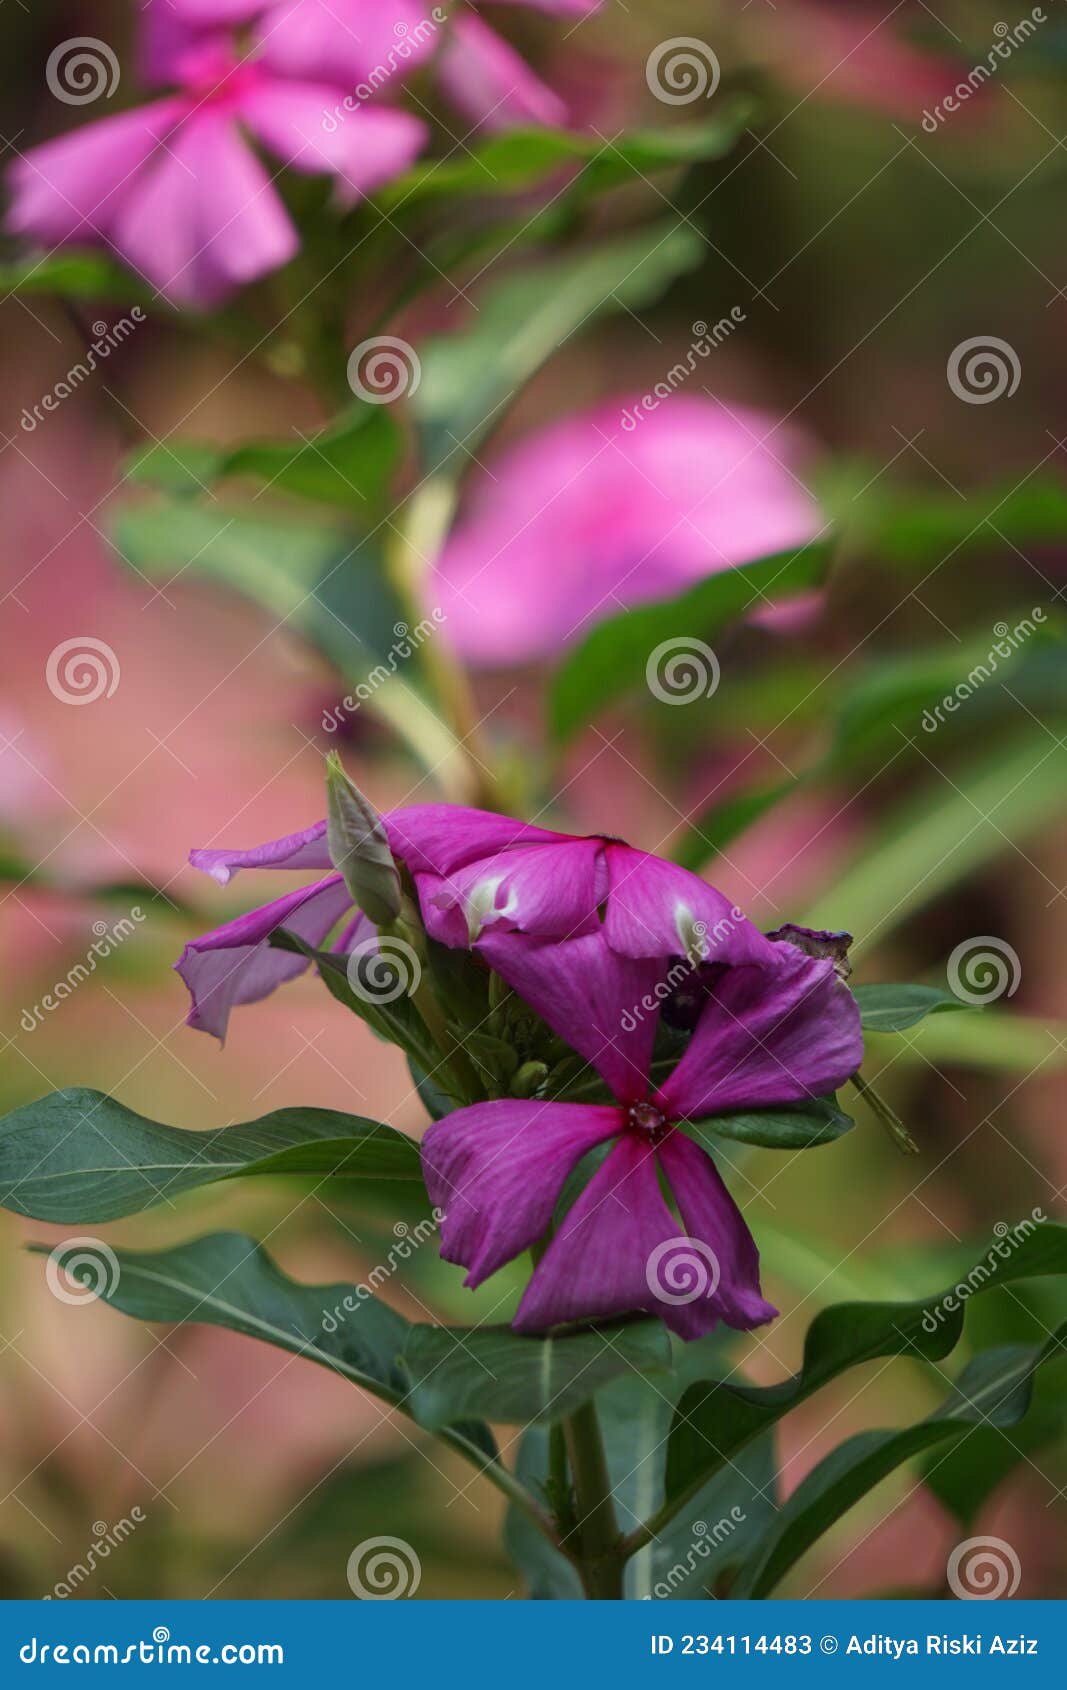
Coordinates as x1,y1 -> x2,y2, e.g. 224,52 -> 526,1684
1,0 -> 1066,1598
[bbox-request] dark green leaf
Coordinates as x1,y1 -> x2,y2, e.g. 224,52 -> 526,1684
663,1221 -> 1067,1518
384,105 -> 753,210
404,1320 -> 671,1428
0,249 -> 152,303
0,1088 -> 423,1222
853,983 -> 968,1033
685,1098 -> 854,1152
550,542 -> 833,744
126,405 -> 399,509
414,220 -> 705,474
734,1332 -> 1067,1597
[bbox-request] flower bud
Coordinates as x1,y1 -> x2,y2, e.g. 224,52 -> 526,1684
324,753 -> 402,926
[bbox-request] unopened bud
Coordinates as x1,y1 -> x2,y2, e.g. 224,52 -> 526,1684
324,753 -> 402,926
510,1060 -> 549,1100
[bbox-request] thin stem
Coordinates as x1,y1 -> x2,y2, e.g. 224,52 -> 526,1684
849,1070 -> 920,1156
561,1399 -> 625,1599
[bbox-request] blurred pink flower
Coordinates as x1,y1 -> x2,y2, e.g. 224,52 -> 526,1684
150,0 -> 602,130
428,396 -> 823,666
761,2 -> 974,119
9,14 -> 426,305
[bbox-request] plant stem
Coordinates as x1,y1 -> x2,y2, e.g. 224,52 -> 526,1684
849,1070 -> 920,1155
562,1399 -> 625,1598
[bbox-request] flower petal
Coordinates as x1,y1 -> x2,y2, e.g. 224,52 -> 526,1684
515,1134 -> 722,1339
175,874 -> 355,1040
6,99 -> 184,247
384,805 -> 570,875
658,947 -> 863,1121
658,1131 -> 777,1330
240,81 -> 426,192
421,1099 -> 621,1288
190,820 -> 331,885
112,111 -> 298,305
477,929 -> 663,1102
436,12 -> 567,130
602,842 -> 776,966
424,837 -> 604,944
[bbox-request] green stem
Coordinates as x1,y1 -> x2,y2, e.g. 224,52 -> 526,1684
849,1070 -> 920,1156
561,1399 -> 625,1599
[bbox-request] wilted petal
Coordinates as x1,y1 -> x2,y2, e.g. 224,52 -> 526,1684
176,874 -> 354,1040
421,1099 -> 621,1287
190,820 -> 331,885
658,947 -> 863,1122
658,1131 -> 777,1330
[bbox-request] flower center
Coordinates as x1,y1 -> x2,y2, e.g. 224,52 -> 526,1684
628,1101 -> 670,1144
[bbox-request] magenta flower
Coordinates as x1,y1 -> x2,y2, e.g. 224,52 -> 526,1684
9,7 -> 426,305
421,931 -> 862,1337
151,0 -> 601,131
177,805 -> 784,1045
427,396 -> 823,666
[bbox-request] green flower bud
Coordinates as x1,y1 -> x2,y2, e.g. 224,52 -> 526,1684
510,1060 -> 549,1099
324,753 -> 402,927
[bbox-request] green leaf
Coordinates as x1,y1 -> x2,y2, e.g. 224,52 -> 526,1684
384,106 -> 753,210
803,729 -> 1067,943
853,983 -> 968,1033
414,220 -> 705,473
0,249 -> 152,303
38,1230 -> 412,1398
734,1332 -> 1067,1598
35,1231 -> 503,1477
685,1098 -> 854,1152
268,930 -> 441,1077
507,1336 -> 778,1598
404,1319 -> 671,1429
550,542 -> 833,744
0,1089 -> 423,1223
840,468 -> 1067,565
662,1221 -> 1067,1520
126,405 -> 399,510
876,1008 -> 1067,1073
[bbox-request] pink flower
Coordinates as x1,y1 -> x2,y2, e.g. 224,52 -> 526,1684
421,928 -> 861,1337
9,8 -> 426,305
427,396 -> 823,666
177,804 -> 787,1045
151,0 -> 602,130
